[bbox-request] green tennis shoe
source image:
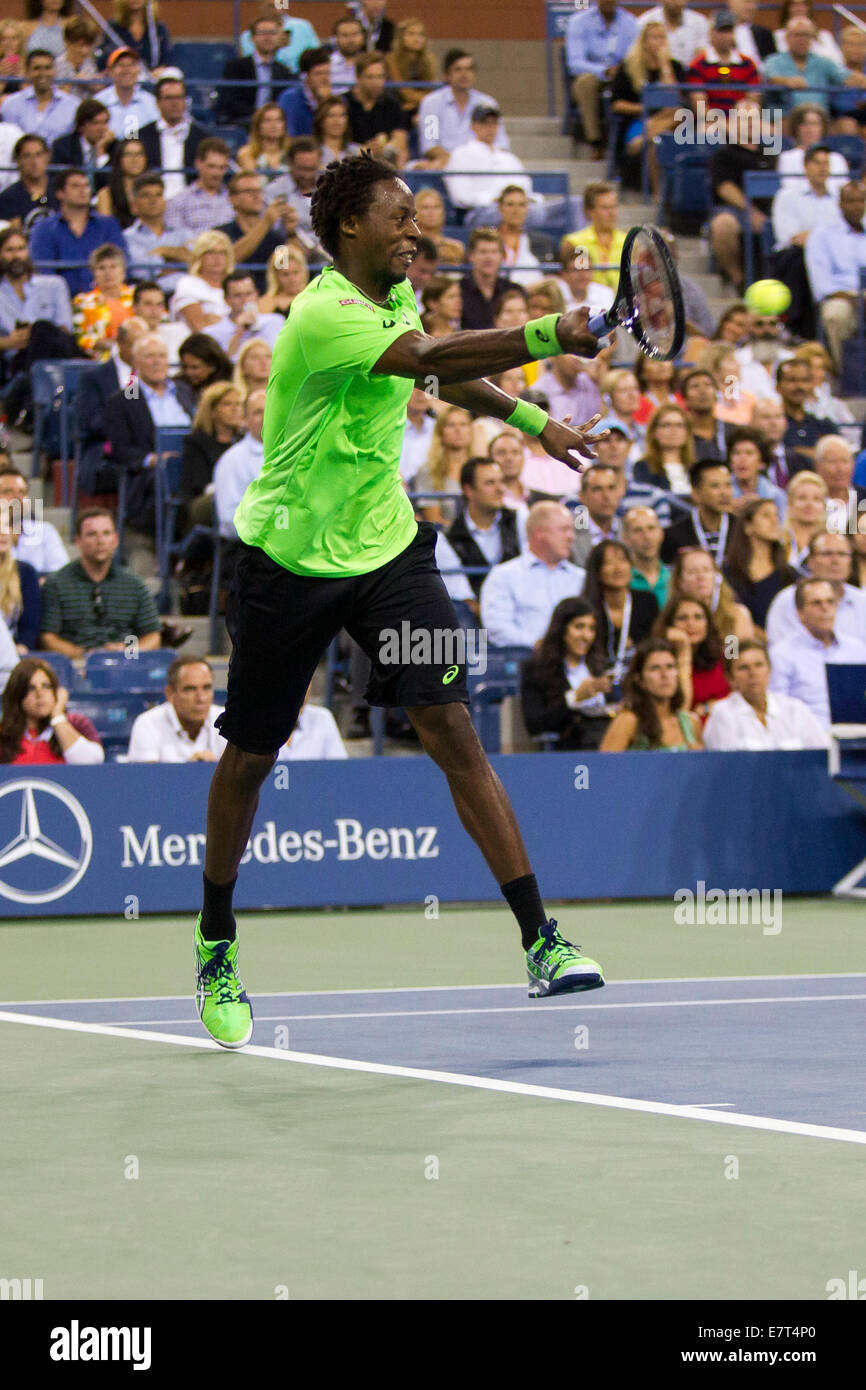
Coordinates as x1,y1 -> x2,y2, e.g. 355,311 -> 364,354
526,920 -> 605,998
194,916 -> 253,1048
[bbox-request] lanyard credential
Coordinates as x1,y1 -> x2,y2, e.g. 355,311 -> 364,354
692,508 -> 729,564
606,591 -> 632,681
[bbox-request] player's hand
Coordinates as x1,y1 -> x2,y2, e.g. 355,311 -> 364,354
539,412 -> 607,472
555,306 -> 605,358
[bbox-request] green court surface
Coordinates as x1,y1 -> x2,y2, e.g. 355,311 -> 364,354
2,899 -> 865,1301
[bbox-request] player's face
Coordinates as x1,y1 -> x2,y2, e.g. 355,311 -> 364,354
355,180 -> 420,287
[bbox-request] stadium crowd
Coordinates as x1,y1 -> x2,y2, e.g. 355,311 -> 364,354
1,0 -> 865,758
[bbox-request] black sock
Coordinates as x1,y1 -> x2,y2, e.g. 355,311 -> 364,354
200,873 -> 238,942
501,873 -> 548,950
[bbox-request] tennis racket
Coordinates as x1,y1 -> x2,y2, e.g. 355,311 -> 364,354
587,224 -> 685,362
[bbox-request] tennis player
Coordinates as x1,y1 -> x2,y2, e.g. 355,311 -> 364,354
195,153 -> 608,1048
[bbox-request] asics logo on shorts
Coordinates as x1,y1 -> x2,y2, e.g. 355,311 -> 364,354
442,665 -> 459,685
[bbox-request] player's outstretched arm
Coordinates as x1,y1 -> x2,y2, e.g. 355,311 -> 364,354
435,378 -> 606,471
372,306 -> 602,385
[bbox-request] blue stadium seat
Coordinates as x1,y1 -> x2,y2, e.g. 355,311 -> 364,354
468,645 -> 532,753
170,42 -> 236,83
654,134 -> 713,227
68,692 -> 153,759
85,650 -> 177,692
825,134 -> 866,177
215,125 -> 248,157
37,651 -> 82,693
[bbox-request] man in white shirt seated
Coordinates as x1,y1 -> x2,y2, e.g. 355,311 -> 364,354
206,270 -> 284,361
766,531 -> 866,647
213,389 -> 267,542
0,466 -> 68,574
556,241 -> 615,315
445,106 -> 532,213
768,577 -> 866,725
276,690 -> 348,760
771,144 -> 841,340
703,638 -> 828,748
480,501 -> 585,647
417,48 -> 510,166
127,657 -> 224,762
399,386 -> 435,485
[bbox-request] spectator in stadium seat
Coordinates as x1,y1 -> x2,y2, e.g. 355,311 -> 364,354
54,15 -> 100,90
99,1 -> 172,74
276,691 -> 349,761
571,463 -> 624,568
234,336 -> 271,397
239,3 -> 319,77
94,137 -> 149,229
127,657 -> 224,763
771,143 -> 839,340
138,78 -> 209,202
766,12 -> 857,114
600,638 -> 703,750
662,459 -> 736,565
600,367 -> 643,459
0,19 -> 25,98
521,596 -> 615,749
175,332 -> 234,403
722,496 -> 799,630
40,507 -> 161,657
122,175 -> 190,295
767,519 -> 866,650
480,501 -> 585,648
0,224 -> 72,374
490,187 -> 556,290
458,227 -> 518,331
813,433 -> 866,532
412,187 -> 464,265
1,49 -> 78,143
397,385 -> 435,487
103,333 -> 194,533
163,140 -> 233,239
357,0 -> 394,55
49,97 -> 115,186
345,51 -> 409,167
490,429 -> 530,511
727,426 -> 787,516
405,235 -> 438,306
72,242 -> 133,360
417,48 -> 509,165
708,94 -> 777,293
794,341 -> 855,426
680,368 -> 736,462
638,0 -> 710,66
328,15 -> 366,96
0,467 -> 68,574
218,12 -> 294,128
703,637 -> 828,748
278,46 -> 332,137
655,592 -> 730,719
698,341 -> 756,427
0,657 -> 103,764
597,420 -> 684,527
768,576 -> 866,725
670,545 -> 755,642
777,103 -> 851,194
94,46 -> 157,140
566,1 -> 638,161
610,23 -> 683,193
169,230 -> 233,334
623,505 -> 672,607
781,468 -> 828,567
805,181 -> 866,375
751,396 -> 807,489
510,388 -> 582,502
131,280 -> 187,363
446,457 -> 525,598
445,108 -> 531,215
420,274 -> 461,337
262,137 -> 328,261
216,172 -> 291,295
535,351 -> 603,437
726,0 -> 777,69
75,313 -> 147,496
776,356 -> 837,460
313,96 -> 359,165
0,505 -> 40,651
386,16 -> 437,125
212,389 -> 266,563
583,537 -> 660,679
28,166 -> 125,297
686,10 -> 760,117
412,404 -> 473,523
178,380 -> 244,530
633,355 -> 683,427
562,182 -> 626,290
831,25 -> 866,131
237,103 -> 292,179
206,269 -> 282,361
633,403 -> 694,496
258,243 -> 309,317
0,132 -> 56,229
556,240 -> 614,315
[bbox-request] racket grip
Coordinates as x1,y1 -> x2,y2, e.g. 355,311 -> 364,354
587,311 -> 612,338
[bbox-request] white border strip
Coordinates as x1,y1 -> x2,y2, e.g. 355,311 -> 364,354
2,1008 -> 864,1147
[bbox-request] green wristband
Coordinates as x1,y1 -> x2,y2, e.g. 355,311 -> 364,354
504,399 -> 549,436
524,313 -> 562,360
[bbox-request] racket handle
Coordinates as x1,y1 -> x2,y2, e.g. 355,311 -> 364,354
587,311 -> 612,338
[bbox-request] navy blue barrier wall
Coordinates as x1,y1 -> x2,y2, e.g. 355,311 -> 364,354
0,752 -> 862,918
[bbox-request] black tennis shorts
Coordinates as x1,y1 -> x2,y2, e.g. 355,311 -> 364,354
215,521 -> 470,755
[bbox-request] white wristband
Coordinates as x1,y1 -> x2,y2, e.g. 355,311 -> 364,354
50,714 -> 68,727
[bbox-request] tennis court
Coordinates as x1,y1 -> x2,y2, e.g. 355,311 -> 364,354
2,897 -> 864,1301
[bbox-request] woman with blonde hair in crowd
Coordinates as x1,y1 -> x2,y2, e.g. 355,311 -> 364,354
0,508 -> 40,652
412,405 -> 474,523
386,16 -> 437,123
602,367 -> 644,460
669,546 -> 754,644
0,19 -> 27,96
234,338 -> 272,397
632,404 -> 694,495
781,469 -> 828,568
179,380 -> 244,529
170,230 -> 234,333
610,22 -> 685,190
793,341 -> 855,425
421,276 -> 462,337
526,277 -> 567,319
698,342 -> 756,427
258,244 -> 309,317
600,639 -> 703,751
237,104 -> 291,178
412,187 -> 464,265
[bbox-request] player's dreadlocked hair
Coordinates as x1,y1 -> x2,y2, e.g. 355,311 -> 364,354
310,150 -> 401,259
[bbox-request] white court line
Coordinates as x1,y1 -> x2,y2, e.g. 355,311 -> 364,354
107,991 -> 866,1026
1,1007 -> 864,1147
1,972 -> 865,1007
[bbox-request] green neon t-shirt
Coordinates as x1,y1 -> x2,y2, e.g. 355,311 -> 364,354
233,265 -> 422,577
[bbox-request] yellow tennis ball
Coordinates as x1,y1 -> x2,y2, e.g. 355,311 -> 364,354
744,279 -> 792,316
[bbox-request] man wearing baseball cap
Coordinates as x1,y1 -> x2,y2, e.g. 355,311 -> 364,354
686,10 -> 761,116
95,47 -> 158,140
445,103 -> 534,211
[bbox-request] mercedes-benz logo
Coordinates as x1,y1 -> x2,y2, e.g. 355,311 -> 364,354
0,780 -> 92,905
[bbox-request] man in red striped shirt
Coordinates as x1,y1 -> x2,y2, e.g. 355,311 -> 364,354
687,9 -> 760,116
